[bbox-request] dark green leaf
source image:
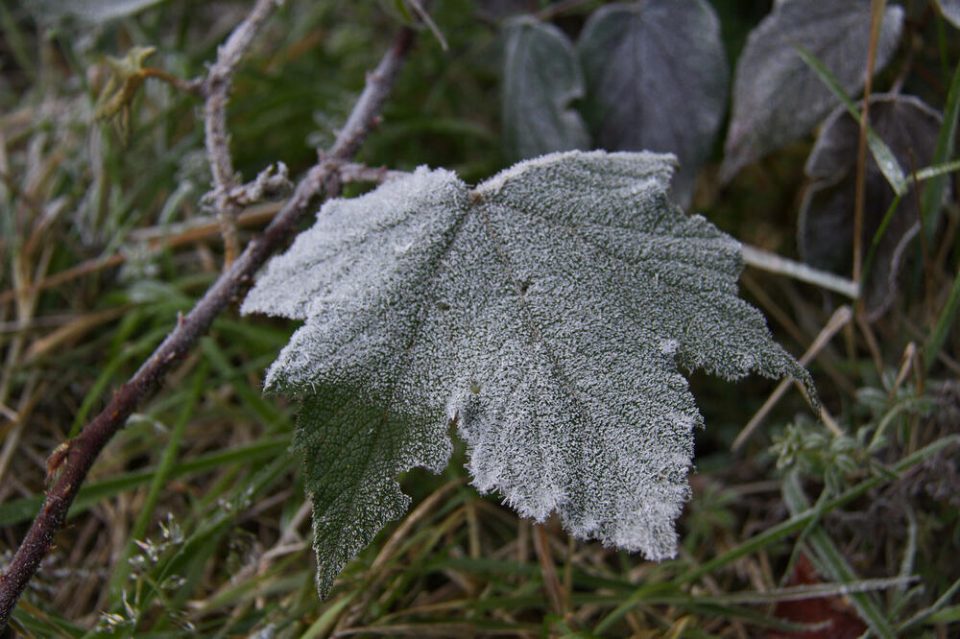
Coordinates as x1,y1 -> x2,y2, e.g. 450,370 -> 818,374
501,17 -> 591,161
798,95 -> 943,320
577,0 -> 728,206
720,0 -> 903,181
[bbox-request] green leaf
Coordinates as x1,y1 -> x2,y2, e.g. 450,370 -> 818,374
501,17 -> 590,161
243,151 -> 813,597
576,0 -> 728,206
720,0 -> 903,181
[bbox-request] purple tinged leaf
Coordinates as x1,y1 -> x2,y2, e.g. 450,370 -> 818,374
798,95 -> 944,320
501,17 -> 591,161
577,0 -> 728,207
720,0 -> 903,182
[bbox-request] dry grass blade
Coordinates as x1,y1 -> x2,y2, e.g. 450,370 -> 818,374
853,0 -> 888,287
24,307 -> 128,362
733,305 -> 852,450
0,376 -> 43,494
336,478 -> 464,631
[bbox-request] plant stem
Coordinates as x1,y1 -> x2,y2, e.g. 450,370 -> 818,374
203,0 -> 280,266
0,25 -> 416,631
740,244 -> 859,299
852,0 -> 886,289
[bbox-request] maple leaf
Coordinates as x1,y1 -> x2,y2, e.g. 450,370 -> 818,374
242,150 -> 814,596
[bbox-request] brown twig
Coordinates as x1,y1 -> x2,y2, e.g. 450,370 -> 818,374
532,523 -> 568,620
203,0 -> 279,266
140,67 -> 203,95
0,25 -> 416,629
0,254 -> 125,307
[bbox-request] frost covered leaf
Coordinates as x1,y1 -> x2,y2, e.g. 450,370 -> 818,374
576,0 -> 728,207
720,0 -> 903,182
501,17 -> 591,161
243,151 -> 813,596
799,95 -> 943,320
937,0 -> 960,29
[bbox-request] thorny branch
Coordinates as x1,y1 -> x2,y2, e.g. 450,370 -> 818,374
0,163 -> 402,307
0,19 -> 417,629
203,0 -> 281,266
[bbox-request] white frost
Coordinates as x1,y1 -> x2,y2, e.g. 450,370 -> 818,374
660,339 -> 679,356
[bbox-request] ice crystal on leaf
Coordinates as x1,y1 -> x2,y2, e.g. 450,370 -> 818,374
242,151 -> 814,596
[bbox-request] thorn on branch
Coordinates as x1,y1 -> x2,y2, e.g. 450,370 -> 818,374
226,163 -> 293,207
45,442 -> 72,486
